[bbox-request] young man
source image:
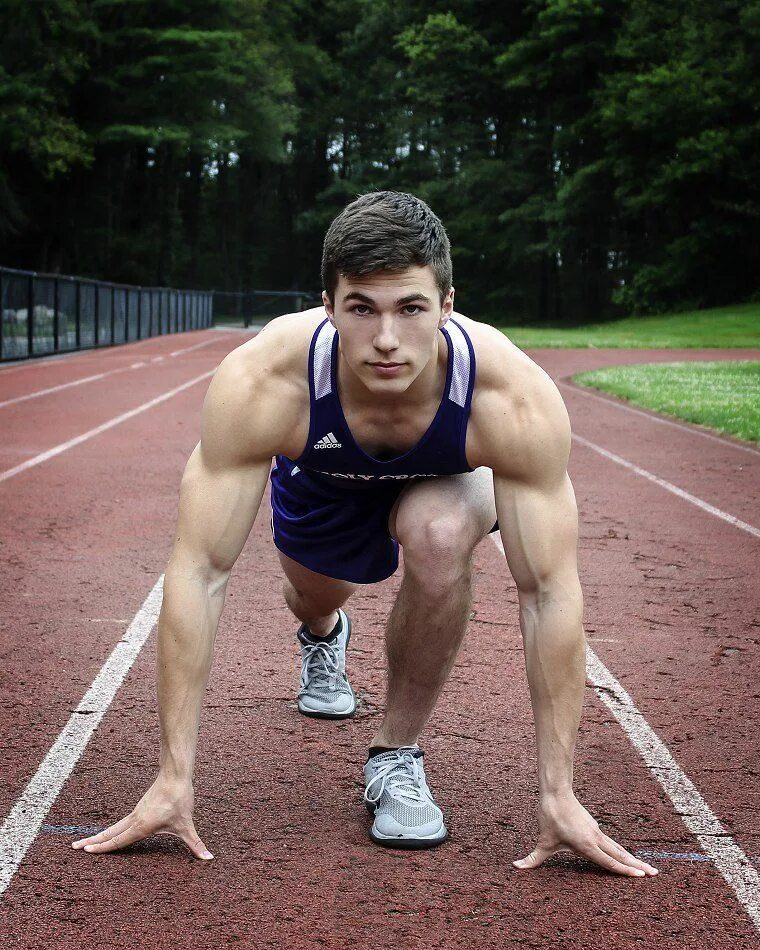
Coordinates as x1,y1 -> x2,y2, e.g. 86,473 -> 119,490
73,192 -> 657,876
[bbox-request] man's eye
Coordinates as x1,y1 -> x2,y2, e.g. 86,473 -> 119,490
352,305 -> 372,315
403,305 -> 421,315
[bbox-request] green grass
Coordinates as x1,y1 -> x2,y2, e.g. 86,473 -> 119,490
501,302 -> 760,348
573,361 -> 760,442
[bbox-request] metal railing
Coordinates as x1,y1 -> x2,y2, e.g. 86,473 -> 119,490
0,266 -> 213,361
212,290 -> 322,327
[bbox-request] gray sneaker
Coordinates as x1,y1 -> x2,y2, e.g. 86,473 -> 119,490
363,746 -> 448,849
297,608 -> 356,719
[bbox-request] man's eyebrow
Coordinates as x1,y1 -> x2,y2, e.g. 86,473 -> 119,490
342,291 -> 432,306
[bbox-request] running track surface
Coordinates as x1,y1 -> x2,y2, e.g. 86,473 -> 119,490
0,329 -> 758,949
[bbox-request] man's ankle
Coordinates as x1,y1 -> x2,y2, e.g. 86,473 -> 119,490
302,610 -> 340,639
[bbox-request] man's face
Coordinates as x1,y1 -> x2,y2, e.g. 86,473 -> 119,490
322,266 -> 454,396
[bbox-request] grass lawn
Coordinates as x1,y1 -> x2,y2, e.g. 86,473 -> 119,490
501,302 -> 760,348
573,361 -> 760,442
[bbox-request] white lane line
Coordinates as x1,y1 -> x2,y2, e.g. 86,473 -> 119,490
0,365 -> 145,410
0,334 -> 222,408
169,337 -> 221,358
0,370 -> 214,484
0,331 -> 219,377
489,534 -> 759,931
573,434 -> 760,539
562,382 -> 760,457
0,578 -> 164,897
0,334 -> 170,375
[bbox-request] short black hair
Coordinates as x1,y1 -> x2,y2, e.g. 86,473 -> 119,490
322,191 -> 453,303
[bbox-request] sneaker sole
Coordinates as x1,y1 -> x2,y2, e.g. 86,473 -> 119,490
298,612 -> 355,720
369,826 -> 449,850
297,695 -> 357,720
365,800 -> 448,849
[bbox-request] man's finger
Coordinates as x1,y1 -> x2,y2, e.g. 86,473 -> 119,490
72,815 -> 133,849
79,822 -> 147,854
599,835 -> 658,876
512,844 -> 554,870
587,844 -> 648,877
179,822 -> 214,860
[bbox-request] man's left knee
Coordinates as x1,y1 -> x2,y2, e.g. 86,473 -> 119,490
396,509 -> 476,573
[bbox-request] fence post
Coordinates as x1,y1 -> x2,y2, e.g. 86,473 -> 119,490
53,277 -> 60,351
110,285 -> 116,344
0,270 -> 3,360
75,280 -> 81,348
94,284 -> 100,346
137,287 -> 142,339
27,274 -> 34,357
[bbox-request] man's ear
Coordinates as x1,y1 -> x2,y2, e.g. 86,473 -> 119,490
438,286 -> 455,328
322,290 -> 335,324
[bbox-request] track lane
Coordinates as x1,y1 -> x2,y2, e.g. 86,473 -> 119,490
0,339 -> 758,945
2,500 -> 757,946
0,329 -> 230,396
0,340 -> 236,474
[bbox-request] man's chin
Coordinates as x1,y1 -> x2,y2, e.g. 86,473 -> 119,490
362,370 -> 412,394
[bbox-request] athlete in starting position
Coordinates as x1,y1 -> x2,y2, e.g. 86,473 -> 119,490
74,192 -> 657,877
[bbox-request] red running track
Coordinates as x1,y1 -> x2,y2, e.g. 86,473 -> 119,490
0,330 -> 758,948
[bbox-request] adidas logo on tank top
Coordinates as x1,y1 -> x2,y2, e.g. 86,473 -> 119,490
314,431 -> 342,449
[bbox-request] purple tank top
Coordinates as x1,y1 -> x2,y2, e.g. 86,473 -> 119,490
289,317 -> 477,487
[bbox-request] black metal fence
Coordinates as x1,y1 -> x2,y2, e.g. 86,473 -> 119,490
213,289 -> 321,327
0,266 -> 213,361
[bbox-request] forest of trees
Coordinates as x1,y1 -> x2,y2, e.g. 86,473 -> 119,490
0,0 -> 758,323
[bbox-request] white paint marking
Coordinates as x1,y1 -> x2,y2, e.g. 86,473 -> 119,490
169,337 -> 220,358
0,371 -> 112,408
573,434 -> 760,539
490,531 -> 760,931
586,651 -> 760,931
0,577 -> 164,897
0,335 -> 219,410
562,382 -> 760,457
0,334 -> 173,375
0,370 -> 214,484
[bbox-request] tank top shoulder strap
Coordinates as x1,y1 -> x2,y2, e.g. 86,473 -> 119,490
441,318 -> 477,412
308,317 -> 337,402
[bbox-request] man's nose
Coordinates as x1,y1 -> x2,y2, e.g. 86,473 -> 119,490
372,316 -> 399,353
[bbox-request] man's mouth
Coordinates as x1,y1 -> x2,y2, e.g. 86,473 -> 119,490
368,361 -> 404,376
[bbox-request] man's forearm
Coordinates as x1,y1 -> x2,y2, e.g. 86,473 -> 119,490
518,583 -> 585,796
155,558 -> 228,782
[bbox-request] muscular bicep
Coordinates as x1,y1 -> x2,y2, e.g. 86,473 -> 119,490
494,473 -> 581,599
168,346 -> 287,579
171,443 -> 271,578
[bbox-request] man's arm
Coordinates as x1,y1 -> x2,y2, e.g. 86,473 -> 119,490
489,367 -> 657,877
73,346 -> 287,859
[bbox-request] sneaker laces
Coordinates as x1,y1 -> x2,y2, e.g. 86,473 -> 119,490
364,748 -> 429,807
299,638 -> 347,694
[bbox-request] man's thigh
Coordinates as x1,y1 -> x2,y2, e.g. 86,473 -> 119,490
388,466 -> 498,549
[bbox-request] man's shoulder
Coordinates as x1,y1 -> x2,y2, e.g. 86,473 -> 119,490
223,307 -> 327,377
456,313 -> 570,478
202,308 -> 326,463
452,312 -> 549,402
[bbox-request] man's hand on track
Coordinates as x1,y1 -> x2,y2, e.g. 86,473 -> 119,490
513,791 -> 658,878
71,775 -> 213,860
